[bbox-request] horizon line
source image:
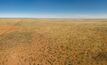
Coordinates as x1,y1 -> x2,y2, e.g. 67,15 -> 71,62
0,17 -> 107,20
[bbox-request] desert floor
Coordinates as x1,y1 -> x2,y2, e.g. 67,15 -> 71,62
0,19 -> 107,65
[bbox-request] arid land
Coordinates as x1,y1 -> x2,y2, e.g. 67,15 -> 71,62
0,19 -> 107,65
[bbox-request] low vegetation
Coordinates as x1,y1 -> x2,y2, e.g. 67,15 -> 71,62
0,19 -> 107,65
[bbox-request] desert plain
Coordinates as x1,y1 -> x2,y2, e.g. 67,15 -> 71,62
0,19 -> 107,65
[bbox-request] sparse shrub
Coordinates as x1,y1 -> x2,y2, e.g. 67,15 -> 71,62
93,52 -> 107,61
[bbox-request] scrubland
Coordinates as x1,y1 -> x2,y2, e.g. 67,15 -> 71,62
0,19 -> 107,65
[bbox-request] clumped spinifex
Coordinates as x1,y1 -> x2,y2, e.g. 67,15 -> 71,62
0,19 -> 107,65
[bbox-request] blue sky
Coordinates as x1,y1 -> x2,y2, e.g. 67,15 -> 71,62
0,0 -> 107,18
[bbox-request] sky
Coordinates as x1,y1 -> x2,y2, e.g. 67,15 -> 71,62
0,0 -> 107,18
